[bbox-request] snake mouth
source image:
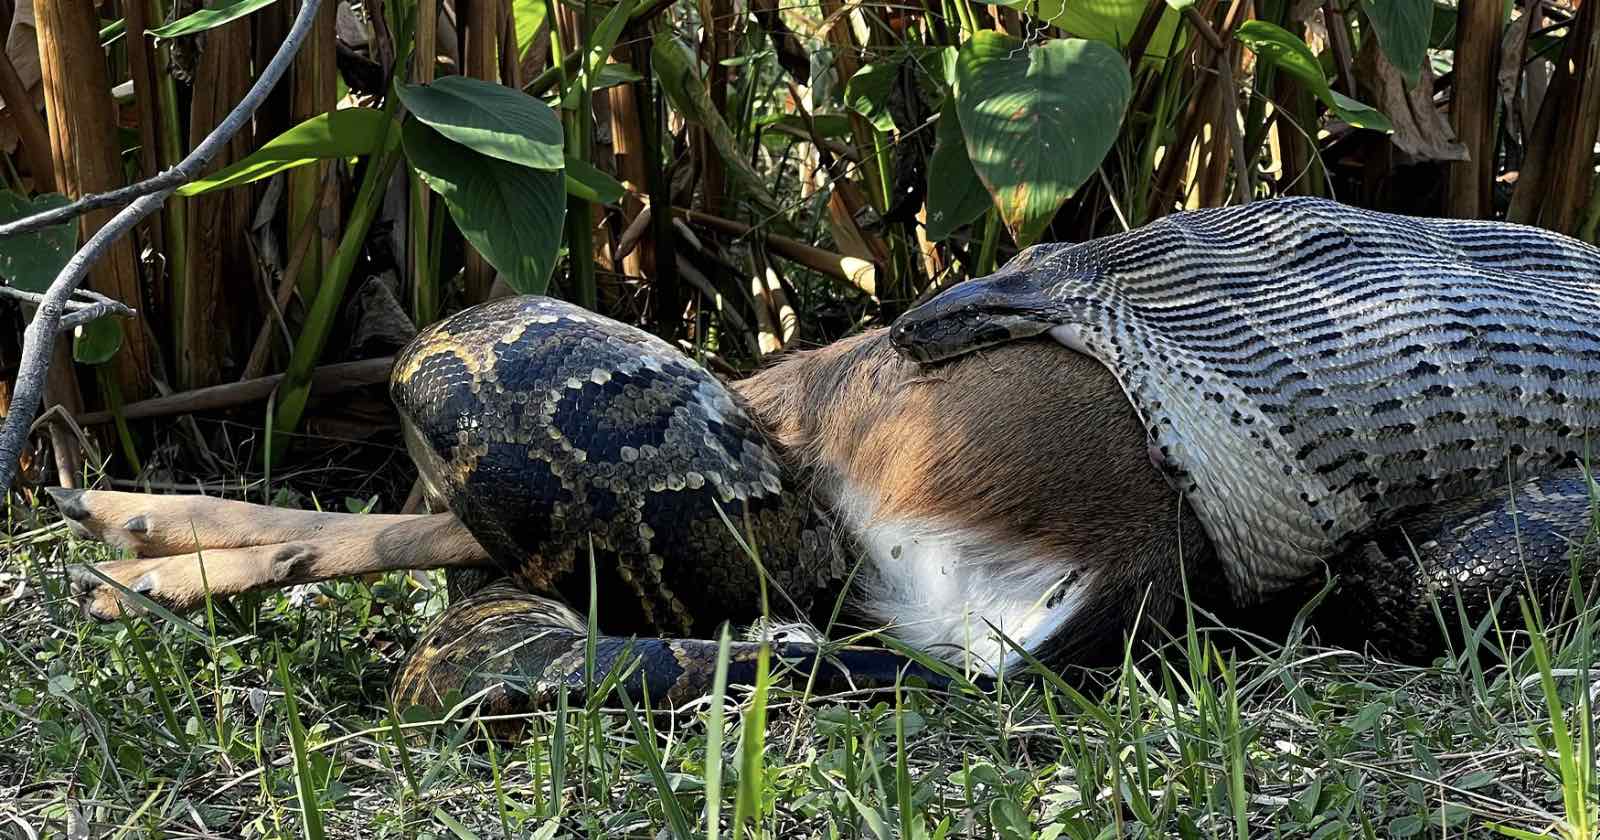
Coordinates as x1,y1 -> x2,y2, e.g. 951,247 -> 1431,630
889,274 -> 1059,364
889,313 -> 1054,364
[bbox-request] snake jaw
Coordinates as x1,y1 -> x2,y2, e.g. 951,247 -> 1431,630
890,278 -> 1060,364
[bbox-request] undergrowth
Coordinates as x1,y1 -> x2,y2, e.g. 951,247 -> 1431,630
2,495 -> 1597,839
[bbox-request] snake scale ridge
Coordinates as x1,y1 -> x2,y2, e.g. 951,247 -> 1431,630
388,198 -> 1600,714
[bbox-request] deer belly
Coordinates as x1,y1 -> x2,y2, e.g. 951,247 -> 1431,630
831,483 -> 1089,675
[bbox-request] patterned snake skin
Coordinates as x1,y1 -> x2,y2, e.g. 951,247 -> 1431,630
892,197 -> 1600,607
389,297 -> 966,714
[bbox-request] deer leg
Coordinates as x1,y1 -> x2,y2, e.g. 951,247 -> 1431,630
52,493 -> 491,619
49,487 -> 444,557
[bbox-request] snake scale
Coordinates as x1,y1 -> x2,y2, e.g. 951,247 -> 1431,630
389,198 -> 1600,714
388,296 -> 967,714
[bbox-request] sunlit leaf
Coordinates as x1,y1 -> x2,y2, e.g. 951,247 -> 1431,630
982,0 -> 1188,60
564,156 -> 626,204
559,64 -> 644,109
580,0 -> 640,82
1236,21 -> 1394,132
845,61 -> 901,134
403,118 -> 566,295
398,76 -> 565,171
754,113 -> 854,139
150,0 -> 280,38
512,0 -> 548,60
954,33 -> 1131,246
177,108 -> 399,196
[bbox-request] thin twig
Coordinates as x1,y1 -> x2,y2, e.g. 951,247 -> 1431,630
0,286 -> 136,332
0,0 -> 326,491
1181,6 -> 1225,52
241,169 -> 335,382
0,3 -> 325,240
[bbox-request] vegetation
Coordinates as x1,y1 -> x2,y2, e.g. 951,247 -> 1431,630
2,0 -> 1599,836
4,510 -> 1598,837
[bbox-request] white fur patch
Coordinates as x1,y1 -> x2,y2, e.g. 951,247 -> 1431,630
829,482 -> 1088,675
1047,323 -> 1094,356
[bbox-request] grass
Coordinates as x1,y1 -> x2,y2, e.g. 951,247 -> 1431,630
3,495 -> 1599,839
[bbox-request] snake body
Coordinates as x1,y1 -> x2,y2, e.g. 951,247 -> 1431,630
389,199 -> 1600,714
893,197 -> 1600,606
389,297 -> 967,712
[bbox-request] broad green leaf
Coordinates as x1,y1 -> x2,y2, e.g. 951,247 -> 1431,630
984,0 -> 1187,60
845,61 -> 901,134
73,319 -> 123,365
1236,21 -> 1393,132
925,104 -> 991,242
651,32 -> 789,228
564,156 -> 626,204
1361,0 -> 1432,87
1053,0 -> 1183,56
150,0 -> 279,38
176,108 -> 399,196
0,192 -> 75,292
1329,90 -> 1392,131
397,76 -> 565,171
954,33 -> 1131,246
581,0 -> 640,82
403,119 -> 566,295
513,0 -> 548,60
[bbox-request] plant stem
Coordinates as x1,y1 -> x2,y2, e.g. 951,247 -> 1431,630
268,114 -> 404,463
977,208 -> 1001,276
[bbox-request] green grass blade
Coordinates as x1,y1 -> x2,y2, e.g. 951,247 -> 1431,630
704,624 -> 733,840
386,701 -> 421,798
276,650 -> 327,840
731,641 -> 771,833
1521,597 -> 1593,838
618,686 -> 694,840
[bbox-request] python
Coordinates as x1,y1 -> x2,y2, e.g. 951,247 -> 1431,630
54,198 -> 1600,714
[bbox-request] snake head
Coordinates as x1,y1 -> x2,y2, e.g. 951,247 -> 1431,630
889,266 -> 1060,364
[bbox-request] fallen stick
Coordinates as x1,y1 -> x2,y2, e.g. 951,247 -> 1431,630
672,207 -> 879,296
76,357 -> 394,426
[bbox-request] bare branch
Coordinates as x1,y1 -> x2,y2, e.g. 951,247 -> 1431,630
0,0 -> 325,240
0,0 -> 326,491
59,302 -> 138,332
0,285 -> 137,330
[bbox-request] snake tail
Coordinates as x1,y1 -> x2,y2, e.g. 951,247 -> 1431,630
392,583 -> 980,724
